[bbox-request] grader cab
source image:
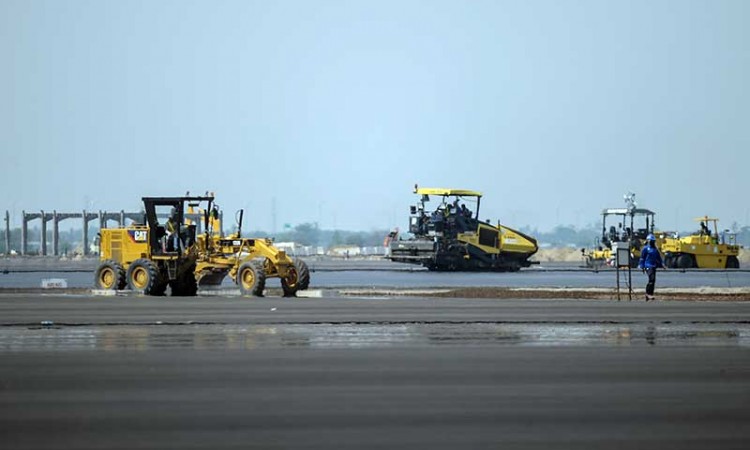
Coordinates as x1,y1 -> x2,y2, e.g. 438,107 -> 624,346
95,195 -> 309,296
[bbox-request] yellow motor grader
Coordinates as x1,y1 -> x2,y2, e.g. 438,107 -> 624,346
94,195 -> 309,296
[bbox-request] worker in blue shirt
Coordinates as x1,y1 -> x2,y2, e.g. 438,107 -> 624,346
638,234 -> 665,301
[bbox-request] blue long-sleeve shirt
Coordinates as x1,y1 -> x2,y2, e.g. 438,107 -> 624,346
638,244 -> 664,269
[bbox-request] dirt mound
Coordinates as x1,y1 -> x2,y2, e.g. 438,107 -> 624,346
738,248 -> 750,266
432,287 -> 750,302
531,247 -> 584,263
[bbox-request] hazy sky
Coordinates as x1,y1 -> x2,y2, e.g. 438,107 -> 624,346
1,0 -> 748,233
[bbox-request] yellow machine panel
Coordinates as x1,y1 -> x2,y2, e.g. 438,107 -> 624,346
499,225 -> 538,254
99,227 -> 150,266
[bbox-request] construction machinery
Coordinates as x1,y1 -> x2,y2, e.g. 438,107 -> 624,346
582,193 -> 660,268
389,186 -> 538,271
661,216 -> 741,269
94,195 -> 310,296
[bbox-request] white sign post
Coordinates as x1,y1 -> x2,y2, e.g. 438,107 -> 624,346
614,243 -> 633,301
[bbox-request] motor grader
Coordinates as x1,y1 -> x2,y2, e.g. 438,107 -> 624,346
94,195 -> 310,296
389,185 -> 538,271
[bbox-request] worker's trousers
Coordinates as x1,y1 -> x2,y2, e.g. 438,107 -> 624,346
645,268 -> 657,296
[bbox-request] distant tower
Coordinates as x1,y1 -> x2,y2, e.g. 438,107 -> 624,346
624,192 -> 637,211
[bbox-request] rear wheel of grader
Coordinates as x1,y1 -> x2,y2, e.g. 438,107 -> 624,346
127,258 -> 166,296
94,259 -> 126,291
170,264 -> 198,296
238,261 -> 266,297
726,256 -> 740,269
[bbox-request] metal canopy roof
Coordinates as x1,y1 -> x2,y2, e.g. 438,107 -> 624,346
142,196 -> 214,203
414,187 -> 482,197
601,208 -> 655,216
693,216 -> 719,222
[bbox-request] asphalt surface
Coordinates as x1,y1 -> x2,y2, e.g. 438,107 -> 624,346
2,295 -> 750,325
2,266 -> 750,289
2,295 -> 750,449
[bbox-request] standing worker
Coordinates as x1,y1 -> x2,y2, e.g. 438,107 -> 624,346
638,234 -> 665,301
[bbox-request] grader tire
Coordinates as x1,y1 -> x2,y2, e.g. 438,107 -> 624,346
726,256 -> 740,269
238,261 -> 266,297
95,259 -> 126,291
170,265 -> 198,297
281,266 -> 299,297
126,258 -> 165,296
280,258 -> 311,297
295,258 -> 310,291
152,280 -> 168,296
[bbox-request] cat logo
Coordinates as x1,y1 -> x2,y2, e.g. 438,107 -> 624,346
128,230 -> 148,242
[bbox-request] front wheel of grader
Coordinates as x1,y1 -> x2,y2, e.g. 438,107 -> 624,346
281,258 -> 311,297
238,261 -> 266,297
295,258 -> 310,290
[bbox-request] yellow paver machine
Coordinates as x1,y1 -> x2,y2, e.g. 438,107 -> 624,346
389,186 -> 538,271
95,195 -> 309,296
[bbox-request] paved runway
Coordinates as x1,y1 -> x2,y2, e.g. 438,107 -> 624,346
2,266 -> 750,289
2,294 -> 750,325
3,347 -> 749,449
1,295 -> 749,449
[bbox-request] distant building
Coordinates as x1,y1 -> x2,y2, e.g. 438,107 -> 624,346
274,242 -> 325,257
328,245 -> 360,258
327,246 -> 388,257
